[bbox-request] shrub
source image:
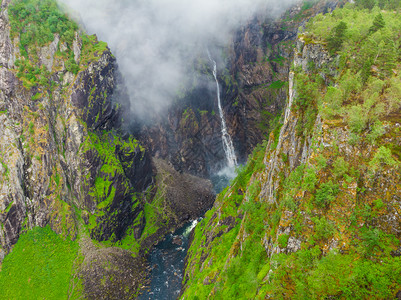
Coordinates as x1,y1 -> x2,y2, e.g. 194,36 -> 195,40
302,167 -> 318,191
315,154 -> 327,170
28,121 -> 34,135
366,121 -> 385,144
332,156 -> 349,178
313,216 -> 335,240
320,86 -> 342,118
315,180 -> 339,208
278,234 -> 290,248
355,0 -> 376,9
369,13 -> 385,34
347,104 -> 368,133
369,146 -> 399,174
361,227 -> 382,254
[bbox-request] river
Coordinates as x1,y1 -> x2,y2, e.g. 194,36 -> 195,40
137,220 -> 198,300
138,168 -> 235,299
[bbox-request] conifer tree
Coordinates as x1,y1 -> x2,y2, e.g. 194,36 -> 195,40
369,13 -> 385,34
327,21 -> 347,55
355,0 -> 376,10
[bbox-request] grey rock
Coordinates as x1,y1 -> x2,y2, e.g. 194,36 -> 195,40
73,32 -> 82,63
39,34 -> 59,71
287,237 -> 301,253
0,8 -> 13,68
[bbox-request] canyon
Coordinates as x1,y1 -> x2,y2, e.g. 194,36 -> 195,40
0,0 -> 400,299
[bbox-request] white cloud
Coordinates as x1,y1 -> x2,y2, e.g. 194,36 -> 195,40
58,0 -> 297,117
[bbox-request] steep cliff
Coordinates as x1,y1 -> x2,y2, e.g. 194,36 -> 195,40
182,3 -> 401,299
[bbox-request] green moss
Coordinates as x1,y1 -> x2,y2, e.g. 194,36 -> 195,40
269,80 -> 286,90
80,34 -> 109,67
82,130 -> 145,240
3,201 -> 14,214
0,226 -> 80,299
278,234 -> 290,248
91,177 -> 116,210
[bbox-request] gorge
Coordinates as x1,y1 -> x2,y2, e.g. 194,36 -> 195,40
0,0 -> 401,299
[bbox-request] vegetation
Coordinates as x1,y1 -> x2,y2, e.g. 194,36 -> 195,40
0,226 -> 80,299
9,0 -> 110,90
326,21 -> 347,55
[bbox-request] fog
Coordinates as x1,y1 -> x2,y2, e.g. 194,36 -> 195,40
58,0 -> 297,118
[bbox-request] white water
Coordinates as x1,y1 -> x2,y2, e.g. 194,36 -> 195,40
207,51 -> 238,168
183,219 -> 198,238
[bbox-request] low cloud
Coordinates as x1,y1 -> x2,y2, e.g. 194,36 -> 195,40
58,0 -> 296,118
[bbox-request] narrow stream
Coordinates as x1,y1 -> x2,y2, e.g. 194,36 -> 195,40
138,220 -> 198,300
138,170 -> 234,299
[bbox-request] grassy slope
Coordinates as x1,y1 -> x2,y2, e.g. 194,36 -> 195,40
0,226 -> 80,299
182,3 -> 401,299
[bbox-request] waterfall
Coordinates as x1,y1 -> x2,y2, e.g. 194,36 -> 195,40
183,219 -> 198,238
207,51 -> 238,168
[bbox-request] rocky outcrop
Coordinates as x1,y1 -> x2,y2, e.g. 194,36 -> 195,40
138,158 -> 215,253
78,234 -> 148,300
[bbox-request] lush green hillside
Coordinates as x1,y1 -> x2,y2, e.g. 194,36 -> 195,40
0,226 -> 80,299
182,3 -> 401,299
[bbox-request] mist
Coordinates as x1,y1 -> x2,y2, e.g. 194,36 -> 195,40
58,0 -> 297,119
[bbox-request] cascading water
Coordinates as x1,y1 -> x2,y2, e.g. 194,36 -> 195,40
207,51 -> 238,168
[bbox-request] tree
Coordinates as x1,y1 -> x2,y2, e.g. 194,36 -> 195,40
369,13 -> 385,34
327,21 -> 347,55
355,0 -> 376,10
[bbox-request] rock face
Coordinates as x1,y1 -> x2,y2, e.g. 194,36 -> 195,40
138,158 -> 215,253
139,1 -> 341,177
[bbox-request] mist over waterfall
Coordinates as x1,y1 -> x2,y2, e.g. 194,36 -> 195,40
207,51 -> 237,168
57,0 -> 297,119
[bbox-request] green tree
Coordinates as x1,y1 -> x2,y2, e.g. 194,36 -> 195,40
315,180 -> 339,208
327,21 -> 347,55
369,13 -> 385,34
369,146 -> 399,174
332,157 -> 349,178
356,0 -> 376,9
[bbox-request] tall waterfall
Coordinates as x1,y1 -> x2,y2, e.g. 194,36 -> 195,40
207,51 -> 238,168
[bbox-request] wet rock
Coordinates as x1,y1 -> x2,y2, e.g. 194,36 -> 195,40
79,238 -> 147,300
172,236 -> 183,246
